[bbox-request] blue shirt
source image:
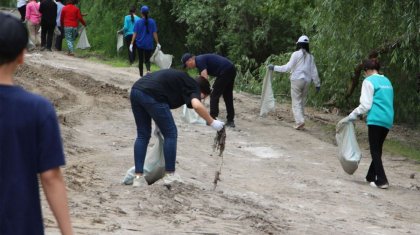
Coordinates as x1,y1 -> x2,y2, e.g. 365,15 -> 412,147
195,54 -> 234,77
123,14 -> 140,37
366,74 -> 394,129
133,17 -> 157,50
56,1 -> 64,27
0,85 -> 65,235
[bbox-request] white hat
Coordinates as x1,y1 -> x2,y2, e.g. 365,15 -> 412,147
296,35 -> 309,44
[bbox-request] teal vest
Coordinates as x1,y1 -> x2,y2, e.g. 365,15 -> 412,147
365,74 -> 394,129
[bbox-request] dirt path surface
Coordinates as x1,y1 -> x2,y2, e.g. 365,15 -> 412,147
15,51 -> 420,235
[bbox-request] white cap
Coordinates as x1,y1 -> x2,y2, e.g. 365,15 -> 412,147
296,35 -> 309,44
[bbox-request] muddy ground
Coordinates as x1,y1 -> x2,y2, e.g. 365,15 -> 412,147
12,51 -> 420,235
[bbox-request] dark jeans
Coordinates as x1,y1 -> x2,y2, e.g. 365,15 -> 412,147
18,5 -> 26,22
130,89 -> 178,174
137,48 -> 153,77
41,24 -> 55,49
124,35 -> 136,64
210,66 -> 236,122
366,125 -> 389,185
55,26 -> 64,51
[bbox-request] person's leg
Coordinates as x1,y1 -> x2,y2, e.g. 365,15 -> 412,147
55,26 -> 63,51
222,67 -> 236,123
300,80 -> 311,120
137,48 -> 145,76
41,25 -> 47,48
209,77 -> 226,119
130,89 -> 152,174
27,21 -> 37,46
34,23 -> 41,46
290,79 -> 306,125
18,5 -> 26,22
144,49 -> 153,74
124,35 -> 134,64
46,25 -> 55,50
64,27 -> 72,53
368,125 -> 389,186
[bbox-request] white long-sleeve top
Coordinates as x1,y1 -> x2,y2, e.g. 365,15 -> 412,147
273,49 -> 320,87
349,79 -> 374,119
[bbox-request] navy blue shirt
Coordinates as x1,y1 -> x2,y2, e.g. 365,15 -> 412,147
195,54 -> 234,77
133,17 -> 157,50
0,85 -> 65,235
132,69 -> 201,109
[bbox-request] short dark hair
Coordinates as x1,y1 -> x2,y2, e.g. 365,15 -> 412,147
296,42 -> 310,53
195,76 -> 211,95
0,13 -> 28,65
363,58 -> 380,71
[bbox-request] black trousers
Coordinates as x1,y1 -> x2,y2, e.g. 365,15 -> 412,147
41,24 -> 55,49
366,125 -> 389,185
55,26 -> 64,51
18,5 -> 26,22
210,66 -> 236,122
124,35 -> 136,64
137,48 -> 153,77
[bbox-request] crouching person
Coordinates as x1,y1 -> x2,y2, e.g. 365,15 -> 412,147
130,69 -> 224,188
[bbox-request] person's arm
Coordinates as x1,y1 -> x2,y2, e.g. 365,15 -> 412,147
153,32 -> 159,45
25,3 -> 31,20
274,52 -> 299,73
311,56 -> 321,87
77,9 -> 86,26
349,80 -> 374,119
60,7 -> 65,27
40,167 -> 73,235
200,69 -> 209,79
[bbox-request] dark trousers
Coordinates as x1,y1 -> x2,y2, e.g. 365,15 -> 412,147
18,5 -> 26,22
55,26 -> 64,51
366,125 -> 389,185
124,35 -> 136,64
210,66 -> 236,122
41,24 -> 55,49
137,48 -> 153,77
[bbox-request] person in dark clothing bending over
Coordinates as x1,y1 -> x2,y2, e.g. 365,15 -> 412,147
39,0 -> 57,51
130,69 -> 224,188
182,53 -> 237,128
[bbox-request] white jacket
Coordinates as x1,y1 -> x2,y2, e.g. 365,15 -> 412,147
274,49 -> 320,87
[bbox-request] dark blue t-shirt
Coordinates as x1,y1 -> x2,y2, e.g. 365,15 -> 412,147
195,54 -> 234,77
133,17 -> 157,50
0,85 -> 65,235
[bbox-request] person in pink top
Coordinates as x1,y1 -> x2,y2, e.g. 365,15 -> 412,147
60,0 -> 86,56
25,0 -> 41,47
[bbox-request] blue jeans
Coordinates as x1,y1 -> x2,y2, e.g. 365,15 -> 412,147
130,89 -> 178,173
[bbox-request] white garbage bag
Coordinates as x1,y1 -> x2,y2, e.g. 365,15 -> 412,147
150,46 -> 173,69
54,26 -> 61,36
336,118 -> 362,175
260,68 -> 275,117
116,33 -> 124,52
181,104 -> 206,125
122,128 -> 165,185
76,28 -> 91,49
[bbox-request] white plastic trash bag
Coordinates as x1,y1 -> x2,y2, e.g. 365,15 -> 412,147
181,105 -> 206,125
54,26 -> 61,36
76,28 -> 91,49
150,47 -> 173,69
335,118 -> 362,175
116,33 -> 124,52
260,68 -> 275,117
122,128 -> 165,185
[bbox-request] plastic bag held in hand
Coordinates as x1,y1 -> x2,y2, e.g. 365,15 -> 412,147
211,120 -> 224,131
129,44 -> 133,52
157,43 -> 161,50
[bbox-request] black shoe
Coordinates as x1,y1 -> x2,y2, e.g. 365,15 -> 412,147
225,121 -> 235,128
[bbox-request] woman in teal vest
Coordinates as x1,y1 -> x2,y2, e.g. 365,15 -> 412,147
346,58 -> 394,189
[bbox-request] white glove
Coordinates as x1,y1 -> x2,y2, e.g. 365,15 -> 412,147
157,43 -> 161,50
129,44 -> 133,52
210,120 -> 224,131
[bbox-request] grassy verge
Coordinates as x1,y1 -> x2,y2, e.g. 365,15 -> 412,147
385,139 -> 420,162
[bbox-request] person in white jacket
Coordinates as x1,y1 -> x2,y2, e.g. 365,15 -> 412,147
268,35 -> 320,130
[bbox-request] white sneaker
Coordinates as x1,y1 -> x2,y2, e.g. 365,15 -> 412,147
294,123 -> 305,130
370,182 -> 389,189
162,172 -> 183,187
132,175 -> 148,187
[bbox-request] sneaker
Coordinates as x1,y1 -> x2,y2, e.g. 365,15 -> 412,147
225,121 -> 235,128
294,123 -> 305,130
370,182 -> 389,189
162,172 -> 182,187
132,175 -> 148,187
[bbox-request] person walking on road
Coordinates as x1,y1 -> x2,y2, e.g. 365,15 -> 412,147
0,12 -> 73,235
54,0 -> 65,51
130,5 -> 160,76
182,53 -> 237,128
130,69 -> 224,188
25,0 -> 41,47
120,6 -> 140,64
60,0 -> 86,56
340,59 -> 394,189
268,35 -> 320,130
39,0 -> 57,51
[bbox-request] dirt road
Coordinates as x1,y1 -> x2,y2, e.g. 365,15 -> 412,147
15,51 -> 420,235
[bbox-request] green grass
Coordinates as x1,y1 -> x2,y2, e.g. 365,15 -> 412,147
384,139 -> 420,162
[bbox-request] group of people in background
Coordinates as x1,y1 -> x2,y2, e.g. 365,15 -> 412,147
16,0 -> 86,55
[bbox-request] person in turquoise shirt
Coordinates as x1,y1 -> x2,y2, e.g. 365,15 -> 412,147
120,6 -> 140,64
345,58 -> 394,189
